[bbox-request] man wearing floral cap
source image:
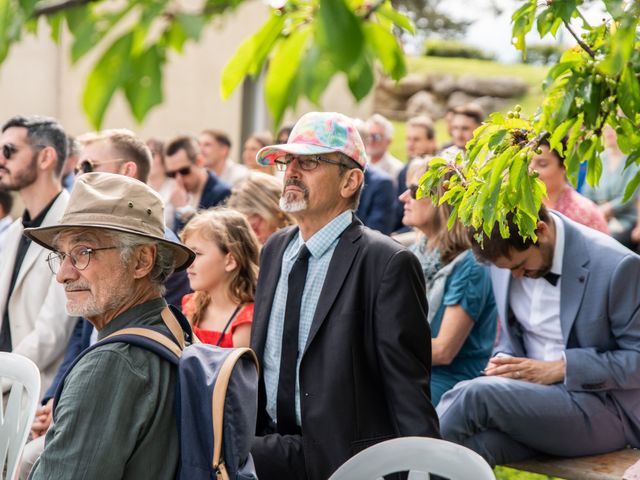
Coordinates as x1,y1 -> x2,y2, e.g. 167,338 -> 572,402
251,111 -> 440,480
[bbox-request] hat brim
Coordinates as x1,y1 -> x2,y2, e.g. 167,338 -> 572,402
256,143 -> 339,166
24,224 -> 195,272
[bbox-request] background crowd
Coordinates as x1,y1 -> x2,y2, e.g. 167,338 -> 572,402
0,106 -> 639,479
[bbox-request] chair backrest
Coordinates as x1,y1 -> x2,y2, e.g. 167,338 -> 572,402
0,353 -> 41,480
328,436 -> 496,480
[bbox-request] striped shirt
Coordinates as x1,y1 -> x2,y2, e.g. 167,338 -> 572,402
263,210 -> 353,425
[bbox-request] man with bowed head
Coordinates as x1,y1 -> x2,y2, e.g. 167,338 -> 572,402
437,205 -> 640,466
250,111 -> 440,479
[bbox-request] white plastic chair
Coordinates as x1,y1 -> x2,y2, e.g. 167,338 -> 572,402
328,436 -> 496,480
0,353 -> 41,480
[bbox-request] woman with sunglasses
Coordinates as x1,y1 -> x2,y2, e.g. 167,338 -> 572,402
180,207 -> 260,347
399,158 -> 497,406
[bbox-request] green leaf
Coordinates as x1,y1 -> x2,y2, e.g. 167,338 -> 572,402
619,66 -> 640,120
623,167 -> 640,203
48,13 -> 63,43
297,45 -> 337,105
549,118 -> 576,156
376,1 -> 415,34
511,0 -> 537,52
265,26 -> 312,126
599,18 -> 637,76
123,45 -> 164,123
175,13 -> 206,41
362,22 -> 405,80
583,138 -> 603,187
220,13 -> 286,100
363,23 -> 407,80
163,21 -> 188,53
604,0 -> 626,20
316,0 -> 364,72
347,54 -> 374,101
536,8 -> 563,38
82,32 -> 134,129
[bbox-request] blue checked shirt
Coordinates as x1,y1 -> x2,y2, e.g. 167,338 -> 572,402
263,210 -> 353,426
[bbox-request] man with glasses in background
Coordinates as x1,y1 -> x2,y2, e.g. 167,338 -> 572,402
250,111 -> 440,480
165,135 -> 231,232
364,113 -> 403,186
0,115 -> 76,397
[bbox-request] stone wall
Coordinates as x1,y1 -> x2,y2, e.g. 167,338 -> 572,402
375,72 -> 529,121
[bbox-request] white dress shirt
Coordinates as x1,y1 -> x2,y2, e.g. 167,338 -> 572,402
509,213 -> 565,361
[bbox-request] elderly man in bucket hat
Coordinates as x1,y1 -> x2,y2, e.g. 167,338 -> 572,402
250,111 -> 440,480
26,172 -> 193,480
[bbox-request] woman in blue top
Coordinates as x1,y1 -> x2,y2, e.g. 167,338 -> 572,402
399,159 -> 497,405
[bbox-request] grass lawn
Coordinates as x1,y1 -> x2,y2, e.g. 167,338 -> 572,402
388,56 -> 549,161
494,466 -> 558,480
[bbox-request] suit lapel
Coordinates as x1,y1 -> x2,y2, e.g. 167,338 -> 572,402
252,227 -> 299,360
559,218 -> 589,345
303,220 -> 362,354
13,191 -> 68,292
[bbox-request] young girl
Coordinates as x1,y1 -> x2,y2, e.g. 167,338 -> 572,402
180,207 -> 260,347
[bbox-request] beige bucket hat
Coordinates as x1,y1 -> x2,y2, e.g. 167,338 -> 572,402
24,172 -> 195,271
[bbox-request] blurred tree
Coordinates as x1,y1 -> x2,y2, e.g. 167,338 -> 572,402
521,43 -> 565,65
0,0 -> 413,128
421,0 -> 640,242
391,0 -> 471,39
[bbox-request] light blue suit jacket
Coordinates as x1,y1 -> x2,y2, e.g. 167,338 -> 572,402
490,213 -> 640,445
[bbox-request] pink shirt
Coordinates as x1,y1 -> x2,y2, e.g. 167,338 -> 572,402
554,185 -> 609,234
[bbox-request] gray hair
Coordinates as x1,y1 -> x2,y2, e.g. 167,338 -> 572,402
366,113 -> 394,139
114,232 -> 176,295
336,152 -> 363,210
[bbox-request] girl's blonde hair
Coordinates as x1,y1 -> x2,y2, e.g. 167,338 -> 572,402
226,171 -> 294,232
407,158 -> 470,265
180,207 -> 260,326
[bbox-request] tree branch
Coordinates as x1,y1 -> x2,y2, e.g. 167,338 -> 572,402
563,19 -> 596,58
34,0 -> 97,17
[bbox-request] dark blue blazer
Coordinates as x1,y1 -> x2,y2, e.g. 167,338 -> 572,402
356,166 -> 395,234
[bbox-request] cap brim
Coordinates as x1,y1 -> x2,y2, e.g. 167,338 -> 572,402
24,224 -> 195,272
256,143 -> 339,166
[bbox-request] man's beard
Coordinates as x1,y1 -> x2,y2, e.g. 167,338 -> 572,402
280,179 -> 309,213
0,153 -> 38,191
64,269 -> 131,319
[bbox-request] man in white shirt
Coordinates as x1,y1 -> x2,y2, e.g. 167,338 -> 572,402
364,114 -> 403,185
199,129 -> 248,186
437,205 -> 640,466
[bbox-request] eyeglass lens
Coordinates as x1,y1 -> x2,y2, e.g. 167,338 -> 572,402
47,246 -> 92,274
409,184 -> 419,199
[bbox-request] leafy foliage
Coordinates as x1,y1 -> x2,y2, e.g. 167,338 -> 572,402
0,0 -> 410,129
421,0 -> 640,243
423,39 -> 494,60
220,0 -> 413,126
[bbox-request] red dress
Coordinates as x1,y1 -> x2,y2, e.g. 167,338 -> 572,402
181,293 -> 254,348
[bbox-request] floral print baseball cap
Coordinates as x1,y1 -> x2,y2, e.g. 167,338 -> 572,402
256,111 -> 367,169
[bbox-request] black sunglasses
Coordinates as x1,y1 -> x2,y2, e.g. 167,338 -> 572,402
166,166 -> 192,178
74,158 -> 124,175
408,184 -> 420,199
2,143 -> 18,160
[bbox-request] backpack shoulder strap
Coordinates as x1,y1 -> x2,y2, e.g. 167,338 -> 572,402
211,348 -> 259,478
105,327 -> 183,359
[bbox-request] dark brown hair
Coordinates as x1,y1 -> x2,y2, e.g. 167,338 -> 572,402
470,205 -> 550,262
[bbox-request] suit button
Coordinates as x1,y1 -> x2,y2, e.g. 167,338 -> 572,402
304,393 -> 309,397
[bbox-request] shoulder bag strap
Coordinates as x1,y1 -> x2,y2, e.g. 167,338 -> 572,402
104,327 -> 183,358
211,348 -> 259,479
215,305 -> 243,347
161,306 -> 186,350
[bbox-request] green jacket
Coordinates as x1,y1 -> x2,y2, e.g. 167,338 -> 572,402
29,297 -> 178,480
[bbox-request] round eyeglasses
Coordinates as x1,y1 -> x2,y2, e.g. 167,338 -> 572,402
46,245 -> 119,274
